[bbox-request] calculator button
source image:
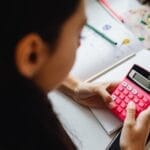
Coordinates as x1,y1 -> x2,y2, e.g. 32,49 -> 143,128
124,97 -> 130,103
116,106 -> 123,113
142,97 -> 148,103
119,94 -> 125,100
120,102 -> 126,108
137,93 -> 143,99
148,98 -> 150,104
143,102 -> 149,108
128,93 -> 134,99
127,85 -> 132,91
114,90 -> 120,96
136,106 -> 142,113
134,98 -> 139,103
139,102 -> 144,107
118,86 -> 124,92
121,110 -> 126,117
116,98 -> 122,104
123,89 -> 129,95
122,81 -> 128,87
132,89 -> 138,95
112,95 -> 117,101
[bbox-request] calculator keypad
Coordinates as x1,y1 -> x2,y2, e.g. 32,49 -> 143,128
111,80 -> 150,121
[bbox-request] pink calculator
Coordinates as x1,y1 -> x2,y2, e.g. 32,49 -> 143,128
111,64 -> 150,121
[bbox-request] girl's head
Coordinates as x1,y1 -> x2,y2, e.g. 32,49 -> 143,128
1,0 -> 86,92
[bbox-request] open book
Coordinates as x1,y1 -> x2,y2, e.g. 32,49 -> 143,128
71,0 -> 143,82
123,5 -> 150,49
70,0 -> 144,135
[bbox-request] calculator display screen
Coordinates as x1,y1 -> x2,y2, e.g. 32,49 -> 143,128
129,69 -> 150,92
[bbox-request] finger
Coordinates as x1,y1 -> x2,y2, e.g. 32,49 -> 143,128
97,88 -> 112,104
108,101 -> 117,109
75,96 -> 106,108
75,84 -> 95,99
136,107 -> 150,144
107,82 -> 121,94
124,101 -> 136,126
136,107 -> 150,130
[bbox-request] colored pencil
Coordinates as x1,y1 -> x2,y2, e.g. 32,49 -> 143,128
99,0 -> 124,23
86,23 -> 117,45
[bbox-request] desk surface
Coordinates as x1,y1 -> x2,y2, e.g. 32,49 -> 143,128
48,49 -> 150,150
48,0 -> 150,149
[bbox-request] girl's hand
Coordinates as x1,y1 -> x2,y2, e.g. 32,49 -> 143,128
72,82 -> 119,108
120,102 -> 150,150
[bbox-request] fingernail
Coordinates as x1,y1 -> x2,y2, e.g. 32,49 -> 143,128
128,101 -> 135,109
108,102 -> 116,109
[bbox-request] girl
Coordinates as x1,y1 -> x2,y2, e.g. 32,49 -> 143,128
0,0 -> 149,149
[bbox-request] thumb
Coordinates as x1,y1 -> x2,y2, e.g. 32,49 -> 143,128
124,101 -> 136,126
136,106 -> 150,130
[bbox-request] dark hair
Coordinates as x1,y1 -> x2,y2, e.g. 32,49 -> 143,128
138,0 -> 150,5
0,0 -> 80,149
1,0 -> 80,76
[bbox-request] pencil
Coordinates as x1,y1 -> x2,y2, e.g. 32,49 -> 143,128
85,53 -> 136,82
99,0 -> 124,23
86,24 -> 117,45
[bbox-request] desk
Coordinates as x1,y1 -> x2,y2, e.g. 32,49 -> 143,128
48,90 -> 114,150
48,49 -> 150,150
48,0 -> 150,149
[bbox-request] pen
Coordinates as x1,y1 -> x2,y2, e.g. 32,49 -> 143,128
86,23 -> 117,45
99,0 -> 124,23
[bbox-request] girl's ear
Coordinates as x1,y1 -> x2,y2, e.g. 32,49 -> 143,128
15,33 -> 48,78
